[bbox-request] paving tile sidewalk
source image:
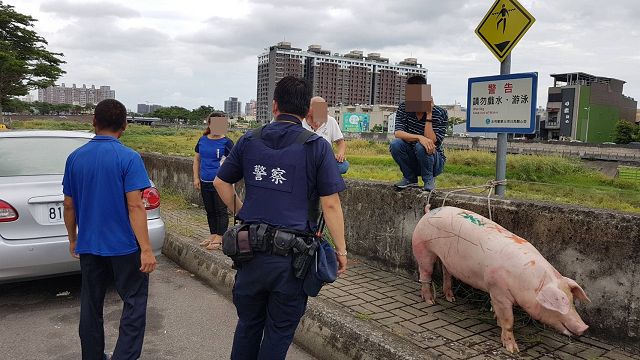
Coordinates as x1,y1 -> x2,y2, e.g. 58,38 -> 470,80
162,206 -> 640,360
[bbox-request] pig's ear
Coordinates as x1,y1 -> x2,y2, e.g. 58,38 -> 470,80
565,277 -> 591,303
536,285 -> 571,314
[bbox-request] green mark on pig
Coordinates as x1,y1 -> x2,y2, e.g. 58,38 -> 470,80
459,213 -> 485,227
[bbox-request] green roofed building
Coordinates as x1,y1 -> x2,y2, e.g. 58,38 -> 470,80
542,73 -> 637,143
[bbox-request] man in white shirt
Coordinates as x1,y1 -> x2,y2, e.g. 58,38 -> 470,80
303,96 -> 349,174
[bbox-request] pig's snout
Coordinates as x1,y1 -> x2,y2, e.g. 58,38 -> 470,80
563,316 -> 589,337
571,323 -> 589,336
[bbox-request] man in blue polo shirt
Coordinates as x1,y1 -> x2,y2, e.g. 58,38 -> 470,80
63,99 -> 157,360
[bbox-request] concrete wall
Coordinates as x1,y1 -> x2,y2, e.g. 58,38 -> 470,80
142,152 -> 640,343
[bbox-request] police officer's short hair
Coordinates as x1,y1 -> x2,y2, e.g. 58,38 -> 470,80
407,75 -> 427,85
95,99 -> 127,132
273,76 -> 312,118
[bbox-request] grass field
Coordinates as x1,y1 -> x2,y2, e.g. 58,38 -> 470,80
9,120 -> 640,212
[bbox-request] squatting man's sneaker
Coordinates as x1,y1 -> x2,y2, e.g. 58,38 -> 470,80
423,178 -> 436,192
394,178 -> 419,189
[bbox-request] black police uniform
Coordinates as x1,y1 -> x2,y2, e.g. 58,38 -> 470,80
216,114 -> 345,360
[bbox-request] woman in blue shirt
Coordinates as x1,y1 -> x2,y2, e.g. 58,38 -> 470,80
193,112 -> 234,250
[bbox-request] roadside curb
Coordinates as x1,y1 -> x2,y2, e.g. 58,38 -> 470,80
162,231 -> 437,360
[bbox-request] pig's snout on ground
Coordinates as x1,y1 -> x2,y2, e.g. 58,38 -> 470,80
567,322 -> 589,336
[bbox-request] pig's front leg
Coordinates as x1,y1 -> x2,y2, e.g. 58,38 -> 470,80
489,290 -> 519,353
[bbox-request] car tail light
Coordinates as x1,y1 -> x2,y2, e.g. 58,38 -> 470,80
142,188 -> 161,210
0,200 -> 19,222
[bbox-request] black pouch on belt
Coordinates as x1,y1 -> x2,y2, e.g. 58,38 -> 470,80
292,237 -> 319,279
272,230 -> 296,256
249,224 -> 269,253
222,224 -> 253,262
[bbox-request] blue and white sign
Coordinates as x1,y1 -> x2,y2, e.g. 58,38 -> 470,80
466,72 -> 537,133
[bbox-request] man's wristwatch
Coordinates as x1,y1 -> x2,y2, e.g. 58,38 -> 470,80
336,250 -> 348,256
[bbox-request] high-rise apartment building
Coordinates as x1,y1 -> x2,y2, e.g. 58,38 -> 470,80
256,42 -> 428,123
137,104 -> 149,114
38,84 -> 115,106
137,104 -> 163,114
224,97 -> 242,117
245,99 -> 257,117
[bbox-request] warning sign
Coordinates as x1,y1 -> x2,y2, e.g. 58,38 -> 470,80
475,0 -> 535,62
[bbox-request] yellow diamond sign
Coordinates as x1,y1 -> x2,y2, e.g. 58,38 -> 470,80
475,0 -> 535,62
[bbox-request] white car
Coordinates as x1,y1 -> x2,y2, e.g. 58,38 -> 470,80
0,130 -> 166,283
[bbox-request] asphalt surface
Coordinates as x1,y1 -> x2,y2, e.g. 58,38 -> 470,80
0,256 -> 315,360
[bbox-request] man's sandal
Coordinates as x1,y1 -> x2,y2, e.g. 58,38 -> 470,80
206,241 -> 222,250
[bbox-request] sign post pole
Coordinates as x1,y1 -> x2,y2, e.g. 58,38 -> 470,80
473,0 -> 535,197
495,54 -> 511,196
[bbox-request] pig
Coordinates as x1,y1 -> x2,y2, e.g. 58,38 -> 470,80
412,206 -> 590,353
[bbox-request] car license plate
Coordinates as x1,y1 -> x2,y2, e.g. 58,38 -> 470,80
46,203 -> 64,224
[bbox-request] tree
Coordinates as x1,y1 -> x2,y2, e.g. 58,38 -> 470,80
0,2 -> 65,116
1,97 -> 29,113
614,120 -> 640,144
149,106 -> 191,121
447,116 -> 465,136
32,100 -> 52,114
190,105 -> 216,124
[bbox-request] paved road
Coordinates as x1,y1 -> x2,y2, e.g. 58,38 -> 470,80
0,256 -> 315,360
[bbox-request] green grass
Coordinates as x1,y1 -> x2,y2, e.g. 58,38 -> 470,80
618,166 -> 640,182
9,120 -> 640,213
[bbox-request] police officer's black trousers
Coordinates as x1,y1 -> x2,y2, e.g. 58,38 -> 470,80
79,251 -> 149,360
231,252 -> 308,360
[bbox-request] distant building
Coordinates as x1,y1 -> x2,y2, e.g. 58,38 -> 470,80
245,99 -> 257,117
542,73 -> 637,142
256,42 -> 428,123
636,108 -> 640,124
440,103 -> 466,120
137,103 -> 162,114
137,104 -> 149,114
19,94 -> 35,103
38,84 -> 115,106
224,97 -> 242,117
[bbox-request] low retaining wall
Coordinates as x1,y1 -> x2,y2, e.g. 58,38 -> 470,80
143,152 -> 640,343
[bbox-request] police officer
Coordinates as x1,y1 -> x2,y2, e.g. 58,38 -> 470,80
213,76 -> 348,360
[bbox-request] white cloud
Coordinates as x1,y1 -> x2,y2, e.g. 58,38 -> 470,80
40,0 -> 139,18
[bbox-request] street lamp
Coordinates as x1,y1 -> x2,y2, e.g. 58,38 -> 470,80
583,106 -> 591,143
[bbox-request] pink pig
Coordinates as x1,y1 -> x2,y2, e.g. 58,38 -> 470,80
412,206 -> 590,353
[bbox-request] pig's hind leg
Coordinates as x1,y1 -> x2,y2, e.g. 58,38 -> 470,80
442,264 -> 456,302
414,244 -> 438,305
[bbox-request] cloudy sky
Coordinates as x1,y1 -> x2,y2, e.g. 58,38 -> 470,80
11,0 -> 640,112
